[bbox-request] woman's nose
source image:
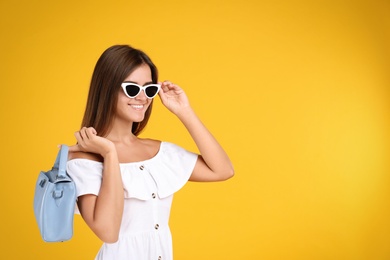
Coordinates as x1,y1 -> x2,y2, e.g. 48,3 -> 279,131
135,89 -> 148,100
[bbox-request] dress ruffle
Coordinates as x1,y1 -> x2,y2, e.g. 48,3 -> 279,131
66,142 -> 198,201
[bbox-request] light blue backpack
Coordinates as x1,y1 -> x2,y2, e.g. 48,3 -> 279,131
33,145 -> 76,242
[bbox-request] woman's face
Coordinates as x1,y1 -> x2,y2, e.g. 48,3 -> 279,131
115,63 -> 154,123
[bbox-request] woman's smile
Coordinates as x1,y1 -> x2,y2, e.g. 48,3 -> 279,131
129,104 -> 145,111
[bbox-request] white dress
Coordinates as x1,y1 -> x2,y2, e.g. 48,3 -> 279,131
66,142 -> 198,260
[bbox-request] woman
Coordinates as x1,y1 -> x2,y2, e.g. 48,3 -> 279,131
66,45 -> 234,260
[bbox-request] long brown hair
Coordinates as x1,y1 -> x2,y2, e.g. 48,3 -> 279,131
81,45 -> 158,137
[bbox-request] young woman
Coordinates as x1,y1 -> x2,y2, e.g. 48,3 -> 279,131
66,45 -> 234,260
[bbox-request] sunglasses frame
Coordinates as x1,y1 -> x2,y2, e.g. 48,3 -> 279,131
120,82 -> 161,99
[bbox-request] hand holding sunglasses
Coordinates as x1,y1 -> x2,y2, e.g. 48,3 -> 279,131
121,82 -> 161,99
158,81 -> 191,116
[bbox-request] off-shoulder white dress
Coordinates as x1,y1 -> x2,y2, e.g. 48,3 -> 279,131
66,142 -> 198,260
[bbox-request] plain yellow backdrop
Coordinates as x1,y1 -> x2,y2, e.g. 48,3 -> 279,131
0,0 -> 389,259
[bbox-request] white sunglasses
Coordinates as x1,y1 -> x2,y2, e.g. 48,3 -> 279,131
121,83 -> 161,99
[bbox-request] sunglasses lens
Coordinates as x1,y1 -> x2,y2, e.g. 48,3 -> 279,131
125,85 -> 140,97
145,86 -> 159,98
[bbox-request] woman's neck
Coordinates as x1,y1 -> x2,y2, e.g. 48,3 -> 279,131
105,120 -> 138,144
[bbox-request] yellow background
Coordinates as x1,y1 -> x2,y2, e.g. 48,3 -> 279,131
0,0 -> 389,259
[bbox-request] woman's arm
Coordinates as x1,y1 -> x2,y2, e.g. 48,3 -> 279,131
69,127 -> 124,243
158,81 -> 234,182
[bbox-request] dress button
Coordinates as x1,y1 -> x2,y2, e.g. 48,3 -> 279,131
155,224 -> 159,230
139,165 -> 144,170
152,193 -> 156,199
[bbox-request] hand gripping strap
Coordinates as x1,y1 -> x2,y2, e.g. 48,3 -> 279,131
53,145 -> 69,178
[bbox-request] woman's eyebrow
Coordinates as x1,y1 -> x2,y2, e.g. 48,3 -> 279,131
123,80 -> 154,86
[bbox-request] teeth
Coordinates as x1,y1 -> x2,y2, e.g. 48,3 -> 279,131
131,105 -> 144,109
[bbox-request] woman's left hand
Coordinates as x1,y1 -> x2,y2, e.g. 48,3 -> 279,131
158,81 -> 190,115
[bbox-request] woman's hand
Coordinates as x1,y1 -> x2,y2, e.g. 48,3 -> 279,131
68,127 -> 123,243
158,81 -> 234,182
69,127 -> 115,158
158,81 -> 191,116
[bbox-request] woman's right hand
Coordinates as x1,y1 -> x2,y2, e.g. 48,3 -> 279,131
69,127 -> 116,158
68,127 -> 123,243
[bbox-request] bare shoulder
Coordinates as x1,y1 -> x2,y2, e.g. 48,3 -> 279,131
139,138 -> 162,154
140,138 -> 161,147
68,151 -> 103,162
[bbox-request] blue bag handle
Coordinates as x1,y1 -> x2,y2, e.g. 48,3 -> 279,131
53,145 -> 69,178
